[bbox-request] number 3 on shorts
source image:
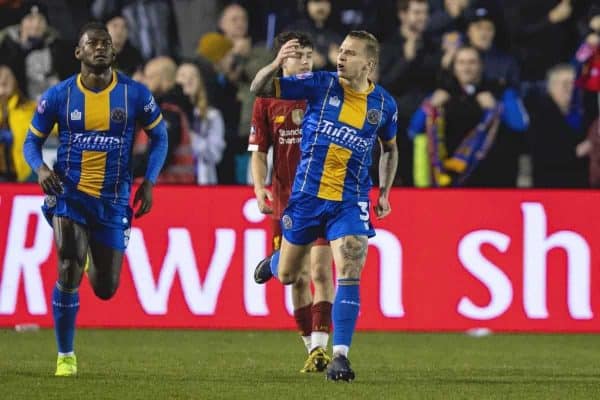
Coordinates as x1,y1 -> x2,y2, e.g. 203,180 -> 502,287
358,201 -> 369,221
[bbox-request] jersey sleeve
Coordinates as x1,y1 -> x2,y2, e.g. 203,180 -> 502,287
135,83 -> 163,130
274,71 -> 323,101
378,95 -> 398,143
248,98 -> 271,152
29,87 -> 58,138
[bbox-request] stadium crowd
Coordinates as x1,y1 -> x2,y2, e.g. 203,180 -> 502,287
0,0 -> 598,188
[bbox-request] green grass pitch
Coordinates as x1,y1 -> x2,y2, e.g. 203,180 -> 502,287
1,329 -> 600,399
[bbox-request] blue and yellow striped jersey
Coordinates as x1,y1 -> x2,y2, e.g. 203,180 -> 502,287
30,71 -> 162,205
275,71 -> 397,201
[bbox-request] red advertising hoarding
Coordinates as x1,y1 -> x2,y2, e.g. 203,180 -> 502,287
1,184 -> 599,332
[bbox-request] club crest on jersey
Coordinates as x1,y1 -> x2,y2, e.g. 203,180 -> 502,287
111,108 -> 126,123
291,109 -> 304,125
367,109 -> 382,125
328,96 -> 341,107
282,214 -> 293,230
70,109 -> 82,121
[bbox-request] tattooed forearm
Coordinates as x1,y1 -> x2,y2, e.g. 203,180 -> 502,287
250,61 -> 279,97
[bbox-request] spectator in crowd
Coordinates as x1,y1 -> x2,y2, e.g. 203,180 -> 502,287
176,62 -> 225,185
218,2 -> 251,71
409,46 -> 528,187
0,64 -> 36,182
380,0 -> 439,186
286,0 -> 341,71
120,0 -> 180,60
197,31 -> 240,184
332,0 -> 398,41
574,4 -> 600,130
216,3 -> 272,184
505,0 -> 580,85
35,0 -> 91,43
525,64 -> 588,188
426,0 -> 471,44
105,14 -> 143,76
0,2 -> 75,99
172,0 -> 219,59
229,0 -> 304,46
465,6 -> 520,89
134,56 -> 195,183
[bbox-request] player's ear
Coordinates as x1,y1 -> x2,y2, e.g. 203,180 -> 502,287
74,46 -> 82,61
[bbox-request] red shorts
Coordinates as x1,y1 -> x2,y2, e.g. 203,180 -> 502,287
271,218 -> 327,251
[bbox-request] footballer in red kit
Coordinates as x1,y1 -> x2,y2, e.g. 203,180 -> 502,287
248,97 -> 305,223
249,32 -> 334,374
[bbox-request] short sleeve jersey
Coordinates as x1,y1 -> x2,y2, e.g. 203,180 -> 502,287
248,97 -> 306,218
30,71 -> 162,205
274,71 -> 397,201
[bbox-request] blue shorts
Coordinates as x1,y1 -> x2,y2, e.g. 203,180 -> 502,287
42,189 -> 132,251
281,191 -> 376,245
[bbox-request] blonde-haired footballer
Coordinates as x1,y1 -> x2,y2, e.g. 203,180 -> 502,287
251,30 -> 398,382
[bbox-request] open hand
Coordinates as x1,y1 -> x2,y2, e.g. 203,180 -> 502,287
274,39 -> 300,67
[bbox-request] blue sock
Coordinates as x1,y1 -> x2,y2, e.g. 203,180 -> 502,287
332,279 -> 360,349
52,283 -> 80,354
269,250 -> 280,280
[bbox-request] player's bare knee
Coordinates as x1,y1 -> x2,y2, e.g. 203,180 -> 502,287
293,269 -> 310,290
93,282 -> 119,300
279,270 -> 296,285
311,264 -> 330,286
57,258 -> 85,276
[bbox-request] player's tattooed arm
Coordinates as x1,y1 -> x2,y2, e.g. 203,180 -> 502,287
250,39 -> 300,97
250,63 -> 278,97
375,137 -> 398,219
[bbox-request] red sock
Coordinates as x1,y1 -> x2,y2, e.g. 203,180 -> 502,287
311,301 -> 332,332
293,305 -> 312,337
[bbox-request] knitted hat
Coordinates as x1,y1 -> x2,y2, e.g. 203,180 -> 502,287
197,32 -> 233,64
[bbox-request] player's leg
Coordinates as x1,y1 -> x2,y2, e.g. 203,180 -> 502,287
309,242 -> 334,352
87,240 -> 124,300
255,237 -> 313,283
256,194 -> 323,285
326,234 -> 368,381
86,201 -> 130,300
291,251 -> 313,354
299,242 -> 334,373
52,216 -> 89,377
324,198 -> 374,381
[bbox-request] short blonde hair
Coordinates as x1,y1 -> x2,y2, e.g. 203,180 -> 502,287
347,30 -> 379,62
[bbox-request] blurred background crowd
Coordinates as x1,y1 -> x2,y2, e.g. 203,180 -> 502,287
0,0 -> 598,188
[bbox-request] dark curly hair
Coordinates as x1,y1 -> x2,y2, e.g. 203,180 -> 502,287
274,31 -> 313,53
